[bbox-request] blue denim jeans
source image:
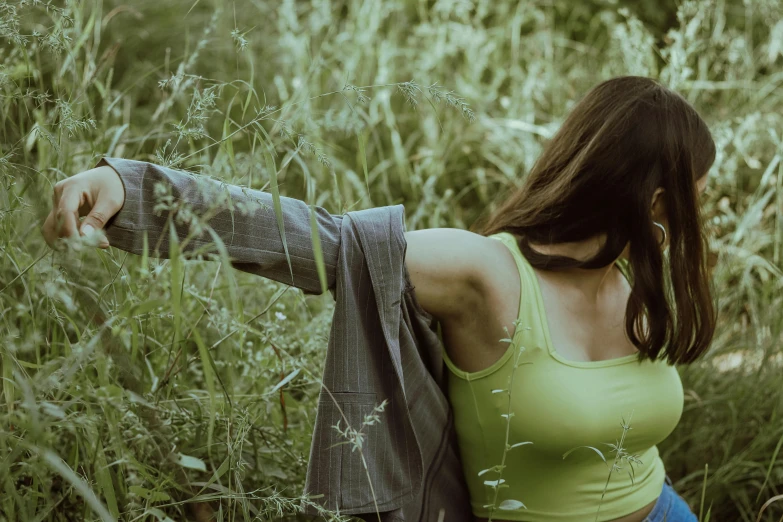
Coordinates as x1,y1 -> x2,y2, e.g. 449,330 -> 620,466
642,475 -> 698,522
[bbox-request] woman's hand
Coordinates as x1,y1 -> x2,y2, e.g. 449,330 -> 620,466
41,165 -> 125,250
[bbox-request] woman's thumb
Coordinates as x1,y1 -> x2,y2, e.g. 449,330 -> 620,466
79,202 -> 115,247
80,202 -> 113,233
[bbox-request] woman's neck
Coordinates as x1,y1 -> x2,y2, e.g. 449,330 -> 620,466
527,234 -> 629,302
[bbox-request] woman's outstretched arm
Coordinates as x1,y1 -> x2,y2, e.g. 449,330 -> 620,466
41,158 -> 342,295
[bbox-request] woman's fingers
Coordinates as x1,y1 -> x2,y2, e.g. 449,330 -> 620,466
55,187 -> 81,239
42,166 -> 124,251
41,211 -> 59,248
79,198 -> 115,236
42,186 -> 83,250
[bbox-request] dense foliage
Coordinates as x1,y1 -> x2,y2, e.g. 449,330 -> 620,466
1,0 -> 782,520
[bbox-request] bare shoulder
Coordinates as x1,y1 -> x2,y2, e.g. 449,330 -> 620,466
405,229 -> 525,373
403,228 -> 507,320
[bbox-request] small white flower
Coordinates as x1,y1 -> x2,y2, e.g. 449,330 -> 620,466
275,312 -> 287,321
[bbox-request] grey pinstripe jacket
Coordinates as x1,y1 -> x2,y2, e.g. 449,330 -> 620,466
98,158 -> 472,521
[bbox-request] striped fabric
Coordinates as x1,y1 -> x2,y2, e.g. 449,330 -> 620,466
98,158 -> 472,521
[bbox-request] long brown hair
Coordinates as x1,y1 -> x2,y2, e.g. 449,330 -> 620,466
473,76 -> 716,365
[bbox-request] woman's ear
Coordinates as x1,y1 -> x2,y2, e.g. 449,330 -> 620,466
651,187 -> 666,222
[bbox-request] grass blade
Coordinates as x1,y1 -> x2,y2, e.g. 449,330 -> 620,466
255,123 -> 295,286
756,433 -> 783,503
40,449 -> 115,522
192,329 -> 217,455
309,202 -> 329,295
94,441 -> 119,518
358,131 -> 372,205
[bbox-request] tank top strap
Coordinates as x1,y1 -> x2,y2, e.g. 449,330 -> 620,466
487,232 -> 544,348
488,232 -> 536,282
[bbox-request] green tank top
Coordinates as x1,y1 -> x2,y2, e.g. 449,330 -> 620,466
442,232 -> 684,521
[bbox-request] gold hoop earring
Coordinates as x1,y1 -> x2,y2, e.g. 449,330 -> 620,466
653,221 -> 667,246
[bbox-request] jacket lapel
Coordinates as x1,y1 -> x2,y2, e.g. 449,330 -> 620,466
347,205 -> 407,393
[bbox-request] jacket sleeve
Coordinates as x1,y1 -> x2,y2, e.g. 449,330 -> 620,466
97,157 -> 342,295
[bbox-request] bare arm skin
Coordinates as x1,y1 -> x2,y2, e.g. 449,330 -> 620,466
403,228 -> 490,321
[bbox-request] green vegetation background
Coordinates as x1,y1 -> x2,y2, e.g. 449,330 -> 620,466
1,0 -> 782,520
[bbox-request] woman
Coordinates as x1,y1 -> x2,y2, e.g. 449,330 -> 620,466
42,76 -> 714,522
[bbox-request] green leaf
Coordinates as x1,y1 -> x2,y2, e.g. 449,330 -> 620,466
128,486 -> 147,497
498,499 -> 526,510
128,299 -> 167,316
269,368 -> 300,395
562,445 -> 607,463
129,486 -> 170,502
152,491 -> 170,502
483,479 -> 505,487
192,456 -> 231,498
147,508 -> 176,522
176,453 -> 207,472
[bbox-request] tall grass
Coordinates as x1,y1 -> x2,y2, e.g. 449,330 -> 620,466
1,0 -> 782,520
